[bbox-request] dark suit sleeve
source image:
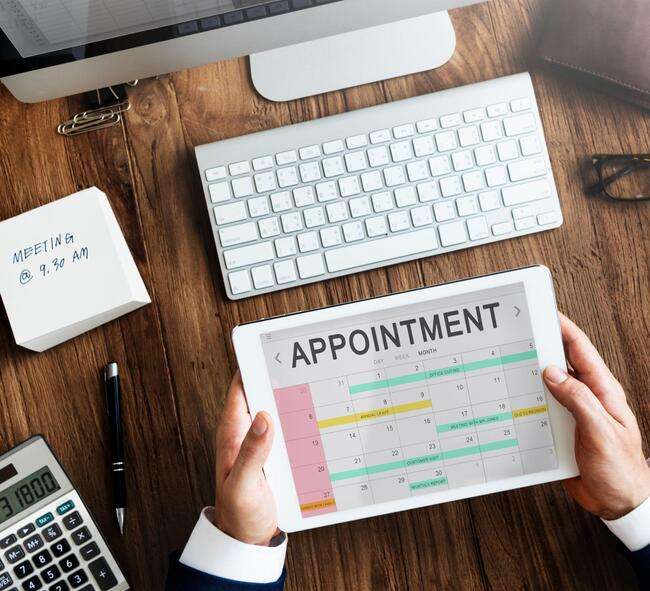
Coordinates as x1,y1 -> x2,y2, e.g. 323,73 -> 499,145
622,544 -> 650,589
166,552 -> 286,591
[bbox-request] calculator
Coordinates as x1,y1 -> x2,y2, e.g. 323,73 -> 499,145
0,436 -> 128,591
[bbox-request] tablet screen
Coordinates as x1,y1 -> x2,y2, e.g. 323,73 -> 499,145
261,282 -> 558,518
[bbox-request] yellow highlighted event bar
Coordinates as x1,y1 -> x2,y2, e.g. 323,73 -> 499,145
317,399 -> 432,429
300,498 -> 336,512
512,405 -> 548,419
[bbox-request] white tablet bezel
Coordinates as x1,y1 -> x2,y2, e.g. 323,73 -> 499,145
233,266 -> 577,532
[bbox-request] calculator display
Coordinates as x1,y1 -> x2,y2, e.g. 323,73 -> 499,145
0,466 -> 60,525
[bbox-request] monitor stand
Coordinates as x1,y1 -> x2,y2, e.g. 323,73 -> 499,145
250,12 -> 456,103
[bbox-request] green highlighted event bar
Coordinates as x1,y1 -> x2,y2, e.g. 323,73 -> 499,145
410,477 -> 448,491
329,439 -> 519,482
349,350 -> 538,395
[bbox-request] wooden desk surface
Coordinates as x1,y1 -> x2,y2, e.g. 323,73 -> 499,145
0,1 -> 648,589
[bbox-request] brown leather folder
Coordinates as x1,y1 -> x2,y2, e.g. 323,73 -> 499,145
538,0 -> 650,109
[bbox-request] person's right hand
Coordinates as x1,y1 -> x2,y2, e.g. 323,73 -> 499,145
543,314 -> 650,521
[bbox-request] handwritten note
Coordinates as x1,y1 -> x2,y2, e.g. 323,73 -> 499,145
0,187 -> 150,352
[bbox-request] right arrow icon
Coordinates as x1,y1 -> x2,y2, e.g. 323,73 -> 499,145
514,306 -> 521,318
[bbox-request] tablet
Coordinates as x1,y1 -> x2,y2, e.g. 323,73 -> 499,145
234,266 -> 578,532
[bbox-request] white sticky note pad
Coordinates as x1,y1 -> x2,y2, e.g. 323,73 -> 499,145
0,187 -> 151,352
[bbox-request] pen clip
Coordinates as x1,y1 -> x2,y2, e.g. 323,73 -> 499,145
104,362 -> 119,415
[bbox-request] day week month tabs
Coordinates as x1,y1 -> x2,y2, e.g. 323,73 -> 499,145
261,283 -> 559,518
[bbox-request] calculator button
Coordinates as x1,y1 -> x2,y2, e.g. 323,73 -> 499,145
0,535 -> 16,550
40,566 -> 60,584
5,547 -> 25,564
14,560 -> 34,579
50,542 -> 69,559
0,557 -> 3,570
69,530 -> 90,548
58,556 -> 78,574
61,514 -> 82,532
49,582 -> 69,591
21,575 -> 42,590
22,536 -> 43,554
55,502 -> 74,517
32,550 -> 51,568
42,527 -> 62,544
88,558 -> 117,591
78,544 -> 99,562
0,572 -> 13,590
17,527 -> 35,540
35,514 -> 54,529
66,570 -> 87,589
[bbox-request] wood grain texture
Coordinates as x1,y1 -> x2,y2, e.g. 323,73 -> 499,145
0,0 -> 648,589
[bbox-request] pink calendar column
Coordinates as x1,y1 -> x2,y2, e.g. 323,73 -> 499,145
274,384 -> 337,516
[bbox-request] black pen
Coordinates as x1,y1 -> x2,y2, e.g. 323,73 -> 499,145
104,362 -> 126,534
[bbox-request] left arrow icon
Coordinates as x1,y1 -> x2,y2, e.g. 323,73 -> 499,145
275,353 -> 282,364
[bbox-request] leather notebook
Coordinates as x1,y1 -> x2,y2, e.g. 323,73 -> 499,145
538,0 -> 650,109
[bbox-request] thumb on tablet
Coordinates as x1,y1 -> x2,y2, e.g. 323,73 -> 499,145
231,411 -> 274,481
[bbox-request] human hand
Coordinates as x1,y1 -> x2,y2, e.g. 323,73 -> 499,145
213,371 -> 279,545
543,314 -> 650,520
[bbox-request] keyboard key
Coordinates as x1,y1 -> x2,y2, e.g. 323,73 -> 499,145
316,181 -> 338,202
224,242 -> 274,269
293,186 -> 316,208
88,557 -> 118,591
281,212 -> 303,233
479,190 -> 501,211
270,191 -> 292,212
410,205 -> 434,227
480,120 -> 503,142
428,156 -> 451,177
372,192 -> 393,213
299,145 -> 321,160
276,150 -> 297,165
258,217 -> 281,238
365,216 -> 388,237
5,546 -> 25,564
474,145 -> 496,166
0,535 -> 16,550
40,565 -> 60,584
49,582 -> 69,591
214,201 -> 247,225
439,176 -> 462,197
393,124 -> 415,138
58,555 -> 79,574
322,156 -> 345,178
511,97 -> 532,112
487,102 -> 508,117
438,220 -> 468,246
55,502 -> 74,517
50,541 -> 70,559
32,550 -> 52,568
508,157 -> 546,182
231,177 -> 254,198
406,161 -> 429,182
394,187 -> 417,208
467,216 -> 490,240
458,126 -> 480,147
17,526 -> 35,539
219,222 -> 258,247
342,221 -> 364,242
434,201 -> 456,223
325,229 -> 437,273
463,108 -> 485,123
273,260 -> 297,284
416,118 -> 438,133
248,196 -> 270,217
209,182 -> 231,203
323,140 -> 345,154
277,167 -> 300,188
412,136 -> 436,158
35,514 -> 54,528
360,170 -> 383,194
462,170 -> 485,192
297,232 -> 319,253
251,265 -> 275,289
275,237 -> 297,258
297,254 -> 326,279
304,207 -> 326,228
229,161 -> 250,176
70,528 -> 91,547
440,113 -> 462,128
497,140 -> 519,161
344,152 -> 367,173
349,196 -> 371,218
205,166 -> 227,181
21,574 -> 41,590
67,569 -> 88,588
504,113 -> 536,136
520,135 -> 542,156
390,141 -> 412,162
299,162 -> 322,182
538,211 -> 560,226
346,134 -> 367,149
503,178 -> 551,207
435,131 -> 457,152
492,221 -> 514,236
14,559 -> 34,578
254,171 -> 277,193
515,217 -> 536,231
369,129 -> 391,144
456,195 -> 479,217
339,176 -> 361,197
485,166 -> 508,187
451,151 -> 473,172
417,181 -> 439,202
388,211 -> 410,232
0,572 -> 13,590
367,146 -> 390,168
384,166 -> 406,187
326,202 -> 348,223
252,156 -> 274,171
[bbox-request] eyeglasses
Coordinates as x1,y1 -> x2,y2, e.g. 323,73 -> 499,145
587,155 -> 650,201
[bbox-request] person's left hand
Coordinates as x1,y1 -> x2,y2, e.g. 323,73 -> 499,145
213,371 -> 279,546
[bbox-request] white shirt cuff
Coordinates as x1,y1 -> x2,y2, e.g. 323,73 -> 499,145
180,508 -> 287,583
602,458 -> 650,552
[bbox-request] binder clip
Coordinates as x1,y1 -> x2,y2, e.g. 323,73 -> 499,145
57,81 -> 138,137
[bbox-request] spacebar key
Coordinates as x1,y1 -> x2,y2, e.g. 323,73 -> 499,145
325,230 -> 438,273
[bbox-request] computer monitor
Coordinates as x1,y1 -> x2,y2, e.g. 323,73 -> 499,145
0,1 -> 482,104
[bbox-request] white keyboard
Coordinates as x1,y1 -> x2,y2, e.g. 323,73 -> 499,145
195,73 -> 562,300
